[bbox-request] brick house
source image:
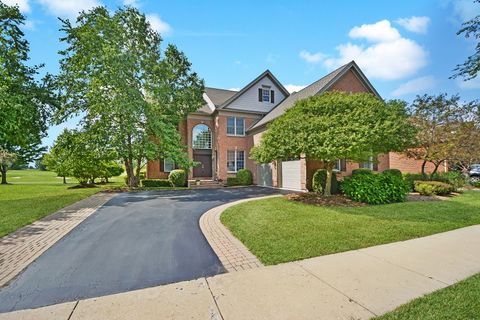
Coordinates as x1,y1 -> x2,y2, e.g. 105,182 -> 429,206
147,60 -> 446,191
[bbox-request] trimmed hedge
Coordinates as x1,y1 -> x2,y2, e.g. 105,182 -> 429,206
311,169 -> 339,194
352,168 -> 374,176
405,172 -> 466,192
227,177 -> 241,186
141,179 -> 171,187
382,169 -> 402,178
414,181 -> 453,196
236,169 -> 253,185
169,169 -> 187,187
342,171 -> 410,204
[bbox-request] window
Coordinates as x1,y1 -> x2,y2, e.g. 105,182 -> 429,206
192,124 -> 211,149
227,117 -> 245,136
360,156 -> 374,170
262,89 -> 270,102
163,158 -> 175,172
227,150 -> 245,172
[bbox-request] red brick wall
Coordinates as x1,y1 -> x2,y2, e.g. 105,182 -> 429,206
388,152 -> 447,174
328,69 -> 370,93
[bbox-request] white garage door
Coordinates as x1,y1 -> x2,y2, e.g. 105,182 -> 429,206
256,163 -> 272,187
281,160 -> 302,191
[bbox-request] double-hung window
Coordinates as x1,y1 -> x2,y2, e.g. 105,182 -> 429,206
227,150 -> 245,172
163,158 -> 175,172
226,117 -> 245,136
262,89 -> 270,102
360,156 -> 375,170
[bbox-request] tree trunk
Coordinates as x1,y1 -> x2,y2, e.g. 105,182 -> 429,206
431,161 -> 441,176
421,160 -> 427,177
124,158 -> 134,188
324,162 -> 335,196
63,176 -> 66,184
134,158 -> 142,188
1,165 -> 7,185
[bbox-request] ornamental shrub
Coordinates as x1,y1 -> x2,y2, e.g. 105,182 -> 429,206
236,169 -> 253,185
404,173 -> 426,191
311,169 -> 339,194
342,171 -> 410,204
382,169 -> 402,178
168,169 -> 187,187
351,168 -> 374,176
414,181 -> 453,196
430,172 -> 466,191
227,177 -> 240,186
141,179 -> 171,187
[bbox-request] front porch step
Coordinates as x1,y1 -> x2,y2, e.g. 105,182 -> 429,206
188,180 -> 225,189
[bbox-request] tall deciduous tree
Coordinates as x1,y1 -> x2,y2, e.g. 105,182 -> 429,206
251,92 -> 416,195
0,3 -> 56,184
452,0 -> 480,80
55,6 -> 204,187
407,94 -> 478,176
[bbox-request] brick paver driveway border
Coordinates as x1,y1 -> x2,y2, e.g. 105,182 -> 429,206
199,195 -> 281,272
0,192 -> 117,287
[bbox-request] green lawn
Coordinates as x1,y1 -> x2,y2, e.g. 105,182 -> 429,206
221,191 -> 480,265
375,273 -> 480,319
0,170 -> 124,237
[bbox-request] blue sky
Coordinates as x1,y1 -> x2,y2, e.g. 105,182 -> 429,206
3,0 -> 480,147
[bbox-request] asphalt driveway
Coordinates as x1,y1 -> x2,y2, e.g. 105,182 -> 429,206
0,187 -> 283,313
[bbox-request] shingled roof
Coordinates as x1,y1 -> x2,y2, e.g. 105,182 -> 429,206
204,87 -> 238,106
248,61 -> 380,131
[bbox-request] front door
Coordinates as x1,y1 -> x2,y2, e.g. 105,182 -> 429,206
193,150 -> 212,178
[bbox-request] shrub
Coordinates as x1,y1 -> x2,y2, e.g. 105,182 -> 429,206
124,171 -> 146,184
311,169 -> 339,194
168,169 -> 187,187
382,169 -> 402,178
236,169 -> 253,185
227,177 -> 241,186
352,168 -> 374,176
414,181 -> 453,196
430,172 -> 466,191
472,180 -> 480,188
141,179 -> 171,188
342,171 -> 410,204
404,173 -> 426,191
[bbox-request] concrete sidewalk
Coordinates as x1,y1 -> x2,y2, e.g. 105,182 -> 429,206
1,224 -> 479,319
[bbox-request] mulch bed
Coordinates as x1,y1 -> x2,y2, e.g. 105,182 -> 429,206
285,193 -> 365,207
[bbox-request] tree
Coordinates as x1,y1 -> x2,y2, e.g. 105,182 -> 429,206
0,3 -> 57,184
0,150 -> 16,184
251,92 -> 416,195
55,6 -> 204,188
407,94 -> 478,176
452,0 -> 480,80
103,162 -> 124,183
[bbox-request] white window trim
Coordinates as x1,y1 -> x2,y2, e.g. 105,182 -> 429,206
164,158 -> 175,172
333,159 -> 342,172
226,117 -> 245,136
262,89 -> 270,102
227,150 -> 245,173
360,156 -> 374,170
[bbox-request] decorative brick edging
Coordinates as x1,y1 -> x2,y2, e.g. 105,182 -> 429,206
199,195 -> 281,272
0,192 -> 117,287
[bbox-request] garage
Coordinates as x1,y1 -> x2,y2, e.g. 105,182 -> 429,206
281,160 -> 302,191
256,163 -> 273,187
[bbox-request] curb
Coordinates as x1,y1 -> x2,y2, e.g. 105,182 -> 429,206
199,195 -> 281,272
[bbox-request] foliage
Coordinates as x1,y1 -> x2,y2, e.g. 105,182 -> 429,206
227,177 -> 241,186
141,179 -> 171,188
0,3 -> 57,184
311,169 -> 339,194
414,181 -> 453,196
404,172 -> 466,191
407,94 -> 480,176
452,0 -> 480,81
55,6 -> 204,188
404,173 -> 427,191
236,169 -> 253,185
342,171 -> 410,204
168,169 -> 187,187
382,169 -> 402,177
124,172 -> 145,184
351,168 -> 374,176
251,92 -> 416,195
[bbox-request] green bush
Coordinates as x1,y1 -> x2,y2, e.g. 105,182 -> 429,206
352,168 -> 374,176
404,173 -> 426,191
141,179 -> 171,188
430,172 -> 466,191
414,181 -> 453,196
168,169 -> 187,187
236,169 -> 253,185
124,171 -> 146,184
382,169 -> 402,177
227,177 -> 240,186
311,169 -> 339,194
342,171 -> 410,204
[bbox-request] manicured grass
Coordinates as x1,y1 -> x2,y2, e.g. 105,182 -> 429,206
221,191 -> 480,265
375,273 -> 480,319
0,170 -> 124,237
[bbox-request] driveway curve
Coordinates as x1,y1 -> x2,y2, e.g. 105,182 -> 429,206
0,187 -> 283,313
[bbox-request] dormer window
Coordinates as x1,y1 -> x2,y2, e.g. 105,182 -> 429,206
258,88 -> 275,103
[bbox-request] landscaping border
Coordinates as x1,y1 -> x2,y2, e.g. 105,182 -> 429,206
199,195 -> 281,272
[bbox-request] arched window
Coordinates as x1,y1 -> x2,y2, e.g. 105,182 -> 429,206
192,124 -> 211,149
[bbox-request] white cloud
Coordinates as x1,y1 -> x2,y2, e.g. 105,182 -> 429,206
299,50 -> 325,64
322,19 -> 428,80
349,20 -> 400,42
24,19 -> 36,30
145,14 -> 171,35
37,0 -> 101,19
2,0 -> 30,12
123,0 -> 140,7
447,0 -> 480,21
392,76 -> 436,96
284,84 -> 306,93
396,16 -> 430,34
457,77 -> 480,90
